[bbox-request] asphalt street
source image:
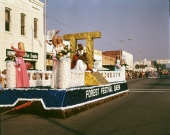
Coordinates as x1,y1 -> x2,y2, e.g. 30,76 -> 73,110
0,77 -> 170,135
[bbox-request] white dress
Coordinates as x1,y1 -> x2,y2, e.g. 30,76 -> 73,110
73,50 -> 87,71
50,44 -> 64,88
114,59 -> 121,71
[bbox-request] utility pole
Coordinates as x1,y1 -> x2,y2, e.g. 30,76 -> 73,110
119,40 -> 123,61
31,25 -> 33,54
119,39 -> 131,61
44,0 -> 47,70
138,52 -> 141,72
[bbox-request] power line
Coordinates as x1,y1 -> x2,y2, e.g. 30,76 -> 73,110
0,1 -> 140,54
51,0 -> 120,41
46,16 -> 80,32
46,0 -> 127,49
47,16 -> 121,49
0,1 -> 117,43
48,0 -> 142,54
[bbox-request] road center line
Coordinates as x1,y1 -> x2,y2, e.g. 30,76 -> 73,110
130,91 -> 165,92
129,89 -> 170,90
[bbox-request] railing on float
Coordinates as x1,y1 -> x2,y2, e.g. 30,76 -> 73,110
28,70 -> 85,88
99,66 -> 126,82
27,66 -> 125,87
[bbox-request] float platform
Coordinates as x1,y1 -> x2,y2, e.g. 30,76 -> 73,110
0,81 -> 128,118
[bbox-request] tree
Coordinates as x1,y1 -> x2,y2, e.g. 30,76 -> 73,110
135,64 -> 139,69
154,61 -> 167,71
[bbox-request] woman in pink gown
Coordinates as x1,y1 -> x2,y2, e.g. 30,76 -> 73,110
11,42 -> 29,87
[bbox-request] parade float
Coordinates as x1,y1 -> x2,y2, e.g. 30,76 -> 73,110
0,31 -> 129,118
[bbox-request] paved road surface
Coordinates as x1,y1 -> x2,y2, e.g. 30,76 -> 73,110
0,77 -> 170,135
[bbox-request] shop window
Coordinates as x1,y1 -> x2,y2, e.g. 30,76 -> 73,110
46,54 -> 52,71
34,18 -> 38,38
46,66 -> 52,71
25,61 -> 36,70
21,13 -> 26,35
5,7 -> 11,32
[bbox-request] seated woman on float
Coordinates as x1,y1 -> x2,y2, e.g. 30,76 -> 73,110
71,44 -> 93,72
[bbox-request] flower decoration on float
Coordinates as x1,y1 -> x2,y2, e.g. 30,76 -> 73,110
5,52 -> 22,67
121,63 -> 128,67
56,45 -> 74,60
4,53 -> 16,62
25,62 -> 32,70
115,64 -> 121,69
120,59 -> 128,67
15,58 -> 22,66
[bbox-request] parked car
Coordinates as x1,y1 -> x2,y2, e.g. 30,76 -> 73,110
148,71 -> 160,78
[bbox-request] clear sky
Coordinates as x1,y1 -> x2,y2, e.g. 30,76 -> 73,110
41,0 -> 169,62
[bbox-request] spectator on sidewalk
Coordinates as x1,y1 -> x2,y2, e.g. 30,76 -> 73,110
0,70 -> 6,88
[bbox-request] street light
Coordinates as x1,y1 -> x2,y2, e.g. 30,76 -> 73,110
146,56 -> 150,72
138,51 -> 147,71
119,39 -> 132,61
44,0 -> 47,70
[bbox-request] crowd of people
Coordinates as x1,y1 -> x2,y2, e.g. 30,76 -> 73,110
0,69 -> 7,89
125,70 -> 161,80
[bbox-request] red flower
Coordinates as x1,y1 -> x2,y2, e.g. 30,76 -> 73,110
25,62 -> 32,70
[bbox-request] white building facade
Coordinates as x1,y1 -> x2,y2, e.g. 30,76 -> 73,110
0,0 -> 44,70
122,50 -> 133,70
134,59 -> 156,72
94,49 -> 103,70
83,47 -> 105,70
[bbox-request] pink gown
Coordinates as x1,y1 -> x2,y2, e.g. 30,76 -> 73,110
12,47 -> 29,88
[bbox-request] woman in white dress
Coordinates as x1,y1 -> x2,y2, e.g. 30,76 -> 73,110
114,55 -> 121,71
50,30 -> 65,88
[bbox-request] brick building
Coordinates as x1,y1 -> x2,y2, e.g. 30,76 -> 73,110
102,50 -> 133,70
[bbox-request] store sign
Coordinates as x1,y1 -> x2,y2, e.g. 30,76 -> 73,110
6,49 -> 38,60
47,30 -> 55,40
157,59 -> 170,64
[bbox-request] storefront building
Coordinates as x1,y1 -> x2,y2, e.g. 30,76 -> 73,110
0,0 -> 44,71
102,50 -> 133,70
102,54 -> 115,71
